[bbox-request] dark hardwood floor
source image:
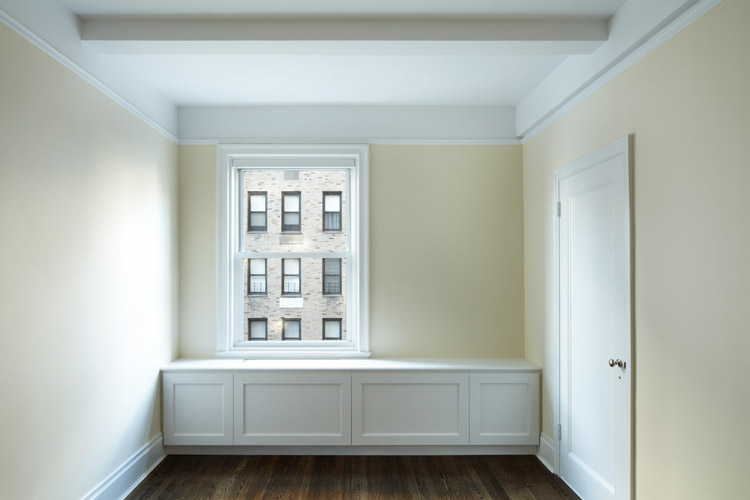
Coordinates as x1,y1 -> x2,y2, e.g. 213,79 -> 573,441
126,455 -> 580,500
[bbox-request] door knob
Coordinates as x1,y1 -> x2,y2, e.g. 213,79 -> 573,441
608,359 -> 625,368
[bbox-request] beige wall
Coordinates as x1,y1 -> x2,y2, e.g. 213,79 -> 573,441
523,0 -> 749,498
0,23 -> 178,500
178,145 -> 217,357
369,145 -> 524,356
179,144 -> 525,358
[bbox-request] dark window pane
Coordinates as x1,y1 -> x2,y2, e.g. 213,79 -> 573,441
324,276 -> 341,294
324,258 -> 341,275
249,319 -> 267,340
283,319 -> 301,340
249,213 -> 266,229
249,276 -> 266,293
324,212 -> 341,231
284,276 -> 300,294
323,319 -> 342,340
284,213 -> 300,226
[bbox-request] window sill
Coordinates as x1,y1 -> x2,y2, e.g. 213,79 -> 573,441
215,350 -> 372,360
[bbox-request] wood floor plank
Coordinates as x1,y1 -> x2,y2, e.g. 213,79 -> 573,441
125,455 -> 581,500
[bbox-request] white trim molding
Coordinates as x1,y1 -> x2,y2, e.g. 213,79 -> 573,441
165,444 -> 538,456
537,433 -> 555,473
0,0 -> 721,144
0,4 -> 178,142
519,0 -> 722,140
216,144 -> 370,358
180,138 -> 522,146
81,434 -> 165,500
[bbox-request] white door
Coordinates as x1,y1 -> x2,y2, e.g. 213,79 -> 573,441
556,137 -> 632,500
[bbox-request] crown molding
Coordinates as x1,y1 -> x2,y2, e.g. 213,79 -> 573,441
180,138 -> 522,146
518,0 -> 722,141
0,2 -> 179,142
0,0 -> 722,145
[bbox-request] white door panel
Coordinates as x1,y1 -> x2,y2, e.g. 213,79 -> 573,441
556,137 -> 631,500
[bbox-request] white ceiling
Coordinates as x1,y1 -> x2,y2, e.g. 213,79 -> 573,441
0,0 -> 709,140
66,0 -> 625,108
116,53 -> 566,107
61,0 -> 627,17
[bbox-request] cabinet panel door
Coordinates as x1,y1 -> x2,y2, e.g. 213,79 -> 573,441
234,373 -> 351,445
163,373 -> 234,445
469,372 -> 540,445
352,372 -> 469,445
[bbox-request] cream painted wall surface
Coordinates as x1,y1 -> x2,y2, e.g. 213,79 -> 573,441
0,22 -> 178,500
178,145 -> 217,357
369,145 -> 524,357
523,0 -> 749,498
178,144 -> 524,358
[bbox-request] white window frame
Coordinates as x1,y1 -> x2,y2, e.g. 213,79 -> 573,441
217,144 -> 370,359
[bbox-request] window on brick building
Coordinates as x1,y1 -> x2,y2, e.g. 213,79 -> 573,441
282,258 -> 301,295
248,192 -> 267,232
282,191 -> 301,232
248,318 -> 268,340
218,145 -> 369,357
248,258 -> 267,295
323,319 -> 342,340
323,258 -> 342,295
282,319 -> 301,340
323,192 -> 342,231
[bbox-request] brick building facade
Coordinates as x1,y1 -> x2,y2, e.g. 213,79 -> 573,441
242,170 -> 348,341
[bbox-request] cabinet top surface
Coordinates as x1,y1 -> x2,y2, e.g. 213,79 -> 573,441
162,358 -> 541,372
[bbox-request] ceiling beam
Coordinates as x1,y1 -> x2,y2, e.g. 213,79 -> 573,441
80,16 -> 608,55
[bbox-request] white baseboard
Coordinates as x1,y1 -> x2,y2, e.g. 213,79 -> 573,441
82,434 -> 165,500
165,444 -> 538,456
536,433 -> 555,473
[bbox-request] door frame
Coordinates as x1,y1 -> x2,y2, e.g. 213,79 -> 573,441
552,135 -> 633,497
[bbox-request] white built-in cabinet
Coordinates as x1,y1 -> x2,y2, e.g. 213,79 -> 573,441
162,372 -> 234,446
234,372 -> 351,445
352,372 -> 469,445
162,359 -> 540,449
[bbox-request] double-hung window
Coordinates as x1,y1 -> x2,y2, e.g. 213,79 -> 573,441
323,258 -> 342,295
282,258 -> 301,295
282,318 -> 302,340
323,192 -> 342,231
248,192 -> 267,232
282,191 -> 301,232
218,145 -> 369,358
323,318 -> 342,340
248,318 -> 268,340
247,258 -> 266,295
